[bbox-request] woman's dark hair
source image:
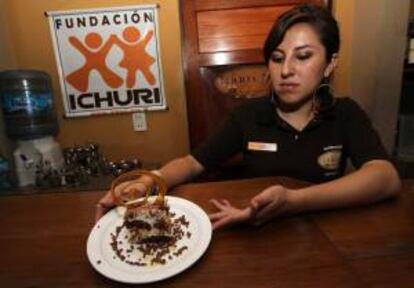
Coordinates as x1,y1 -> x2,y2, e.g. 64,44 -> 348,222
263,4 -> 340,64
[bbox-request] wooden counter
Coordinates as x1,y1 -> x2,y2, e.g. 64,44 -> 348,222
0,177 -> 413,287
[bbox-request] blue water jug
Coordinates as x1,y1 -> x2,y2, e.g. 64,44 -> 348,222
0,70 -> 58,140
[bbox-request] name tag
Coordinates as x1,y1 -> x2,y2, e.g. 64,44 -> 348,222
248,141 -> 278,152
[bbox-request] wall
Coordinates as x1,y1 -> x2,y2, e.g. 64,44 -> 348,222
333,0 -> 409,153
1,0 -> 190,165
331,0 -> 354,97
0,0 -> 15,164
361,0 -> 409,152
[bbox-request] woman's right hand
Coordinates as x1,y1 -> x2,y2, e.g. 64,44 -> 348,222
95,180 -> 148,222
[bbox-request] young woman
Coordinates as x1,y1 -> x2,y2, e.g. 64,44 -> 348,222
96,4 -> 401,229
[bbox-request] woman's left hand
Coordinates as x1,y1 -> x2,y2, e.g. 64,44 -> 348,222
208,199 -> 253,230
249,185 -> 294,226
208,185 -> 295,230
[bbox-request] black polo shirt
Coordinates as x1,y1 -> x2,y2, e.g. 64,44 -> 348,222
191,96 -> 390,183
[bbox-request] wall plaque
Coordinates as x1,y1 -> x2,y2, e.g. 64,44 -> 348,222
213,65 -> 270,99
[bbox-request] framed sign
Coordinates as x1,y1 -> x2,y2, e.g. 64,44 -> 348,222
47,5 -> 166,117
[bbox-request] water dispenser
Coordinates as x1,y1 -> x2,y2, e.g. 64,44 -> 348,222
0,70 -> 64,187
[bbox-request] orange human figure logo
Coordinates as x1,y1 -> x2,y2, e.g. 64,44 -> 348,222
112,26 -> 156,88
66,32 -> 123,92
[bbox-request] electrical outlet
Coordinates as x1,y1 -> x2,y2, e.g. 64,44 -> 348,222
132,112 -> 147,131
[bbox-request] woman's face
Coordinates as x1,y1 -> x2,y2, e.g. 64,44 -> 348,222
268,23 -> 337,108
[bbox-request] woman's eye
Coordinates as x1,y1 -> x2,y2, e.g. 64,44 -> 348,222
297,53 -> 312,61
270,54 -> 284,63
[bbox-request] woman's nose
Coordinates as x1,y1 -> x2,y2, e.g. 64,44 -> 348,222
281,59 -> 295,78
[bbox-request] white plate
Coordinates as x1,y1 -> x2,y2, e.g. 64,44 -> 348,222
87,196 -> 212,284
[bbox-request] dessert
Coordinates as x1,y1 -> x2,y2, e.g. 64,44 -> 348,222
109,170 -> 191,266
124,201 -> 173,244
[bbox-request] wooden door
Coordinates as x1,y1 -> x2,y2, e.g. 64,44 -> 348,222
180,0 -> 328,148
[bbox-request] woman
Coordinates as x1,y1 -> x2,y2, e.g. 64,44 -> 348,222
96,4 -> 401,229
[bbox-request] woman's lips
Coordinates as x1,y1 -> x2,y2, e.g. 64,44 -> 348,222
278,82 -> 299,91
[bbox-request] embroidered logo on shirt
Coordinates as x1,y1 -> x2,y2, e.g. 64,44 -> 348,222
317,145 -> 342,170
248,141 -> 278,152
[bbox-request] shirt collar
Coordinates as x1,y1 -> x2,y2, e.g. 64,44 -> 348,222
255,93 -> 337,129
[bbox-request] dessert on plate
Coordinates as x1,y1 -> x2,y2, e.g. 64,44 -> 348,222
109,170 -> 190,266
124,201 -> 173,244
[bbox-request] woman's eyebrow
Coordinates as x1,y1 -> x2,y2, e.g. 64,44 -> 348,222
275,44 -> 315,53
294,44 -> 315,51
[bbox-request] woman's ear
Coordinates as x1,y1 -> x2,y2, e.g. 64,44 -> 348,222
324,53 -> 338,78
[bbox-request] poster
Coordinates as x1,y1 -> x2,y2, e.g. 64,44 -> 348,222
47,5 -> 166,117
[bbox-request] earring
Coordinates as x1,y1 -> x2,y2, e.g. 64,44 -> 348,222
312,78 -> 332,111
270,89 -> 278,106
